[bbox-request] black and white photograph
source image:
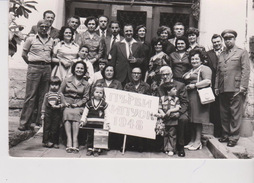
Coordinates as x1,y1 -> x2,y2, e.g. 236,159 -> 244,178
3,0 -> 254,181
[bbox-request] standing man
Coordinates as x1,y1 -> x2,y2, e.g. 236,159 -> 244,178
28,10 -> 59,39
168,22 -> 185,46
207,34 -> 225,137
96,15 -> 111,38
18,20 -> 54,131
215,29 -> 250,147
66,15 -> 81,43
157,66 -> 189,157
110,24 -> 145,86
104,20 -> 124,60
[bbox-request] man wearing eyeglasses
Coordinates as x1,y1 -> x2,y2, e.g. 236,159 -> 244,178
18,20 -> 54,131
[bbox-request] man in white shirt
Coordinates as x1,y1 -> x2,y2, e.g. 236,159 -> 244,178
104,21 -> 124,59
67,15 -> 81,43
168,22 -> 185,46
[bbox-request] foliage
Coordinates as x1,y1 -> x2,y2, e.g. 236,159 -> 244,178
9,0 -> 38,19
191,0 -> 200,21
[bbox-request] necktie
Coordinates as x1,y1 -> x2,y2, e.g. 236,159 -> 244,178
101,30 -> 105,37
111,36 -> 116,49
129,42 -> 133,59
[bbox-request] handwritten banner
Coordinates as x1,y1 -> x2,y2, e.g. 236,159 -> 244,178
104,88 -> 159,139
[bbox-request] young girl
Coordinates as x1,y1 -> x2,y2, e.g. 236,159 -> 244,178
41,76 -> 67,148
157,83 -> 181,156
80,84 -> 109,157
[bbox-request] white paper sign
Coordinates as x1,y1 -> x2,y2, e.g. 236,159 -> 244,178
104,88 -> 159,139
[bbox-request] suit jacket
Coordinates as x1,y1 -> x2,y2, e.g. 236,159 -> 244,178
110,40 -> 145,83
95,29 -> 112,38
207,49 -> 219,90
28,25 -> 59,39
103,35 -> 124,58
215,45 -> 250,93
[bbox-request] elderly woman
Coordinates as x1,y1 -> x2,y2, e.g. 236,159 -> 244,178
60,61 -> 90,153
94,64 -> 122,90
135,25 -> 151,79
151,26 -> 175,56
169,36 -> 191,83
183,49 -> 212,151
77,16 -> 104,71
52,26 -> 79,81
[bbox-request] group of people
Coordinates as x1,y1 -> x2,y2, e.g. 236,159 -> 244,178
17,10 -> 250,157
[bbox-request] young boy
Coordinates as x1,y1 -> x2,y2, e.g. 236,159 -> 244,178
93,58 -> 108,82
41,76 -> 67,148
76,45 -> 95,84
158,83 -> 181,156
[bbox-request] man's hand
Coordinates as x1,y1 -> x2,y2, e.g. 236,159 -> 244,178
128,57 -> 137,63
215,89 -> 219,96
239,86 -> 247,96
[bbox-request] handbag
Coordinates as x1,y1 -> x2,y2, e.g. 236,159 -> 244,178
196,66 -> 215,105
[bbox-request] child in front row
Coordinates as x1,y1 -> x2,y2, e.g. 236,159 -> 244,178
41,76 -> 67,148
80,84 -> 110,157
157,83 -> 181,156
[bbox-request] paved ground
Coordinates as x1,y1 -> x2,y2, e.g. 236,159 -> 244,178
9,130 -> 214,159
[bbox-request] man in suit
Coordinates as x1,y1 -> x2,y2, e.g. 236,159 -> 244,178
104,21 -> 124,60
207,34 -> 225,137
215,29 -> 250,147
110,24 -> 145,87
168,22 -> 185,46
67,15 -> 81,43
28,10 -> 59,39
95,15 -> 111,38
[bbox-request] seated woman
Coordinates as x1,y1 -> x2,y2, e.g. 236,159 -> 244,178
169,36 -> 191,83
183,49 -> 212,151
52,26 -> 79,81
124,67 -> 151,152
145,37 -> 170,96
60,61 -> 90,153
94,64 -> 122,90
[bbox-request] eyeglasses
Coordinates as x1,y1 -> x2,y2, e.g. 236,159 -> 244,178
132,72 -> 142,75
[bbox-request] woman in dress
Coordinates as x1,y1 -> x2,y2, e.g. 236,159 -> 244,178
169,36 -> 191,83
52,26 -> 79,81
77,16 -> 104,71
93,64 -> 122,90
183,49 -> 212,150
135,25 -> 151,79
60,61 -> 90,153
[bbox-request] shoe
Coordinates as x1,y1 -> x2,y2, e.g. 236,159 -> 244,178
66,147 -> 73,153
73,147 -> 79,154
164,151 -> 169,155
86,150 -> 93,156
44,142 -> 53,148
168,151 -> 174,156
18,126 -> 28,131
184,143 -> 193,149
218,137 -> 229,143
178,148 -> 185,157
53,144 -> 59,149
93,151 -> 100,157
188,143 -> 202,151
227,140 -> 237,147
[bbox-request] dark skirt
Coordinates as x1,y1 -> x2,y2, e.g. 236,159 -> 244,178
188,89 -> 210,124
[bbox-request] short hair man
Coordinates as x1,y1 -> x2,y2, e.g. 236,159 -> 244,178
103,21 -> 124,59
96,15 -> 111,37
206,34 -> 225,137
215,29 -> 250,147
67,15 -> 81,43
110,24 -> 145,86
169,22 -> 185,46
157,66 -> 189,157
18,20 -> 55,131
28,10 -> 59,39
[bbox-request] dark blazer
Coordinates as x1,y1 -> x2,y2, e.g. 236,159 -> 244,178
110,40 -> 145,83
103,35 -> 124,58
207,49 -> 219,90
28,25 -> 59,39
215,45 -> 250,93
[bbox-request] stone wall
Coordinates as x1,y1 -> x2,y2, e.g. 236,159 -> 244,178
9,68 -> 27,117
